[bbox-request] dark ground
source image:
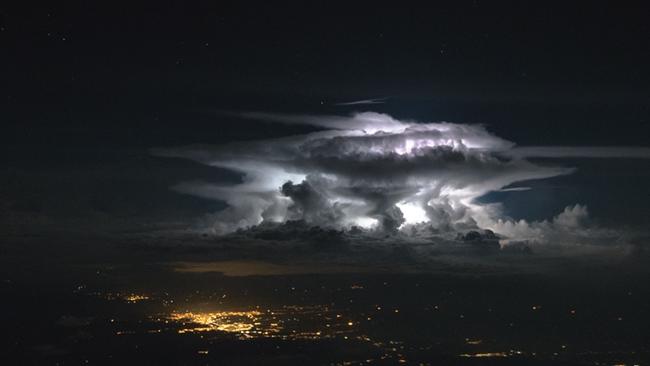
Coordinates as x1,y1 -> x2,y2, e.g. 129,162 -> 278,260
1,236 -> 649,365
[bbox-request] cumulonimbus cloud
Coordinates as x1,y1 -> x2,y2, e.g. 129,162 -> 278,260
152,112 -> 650,247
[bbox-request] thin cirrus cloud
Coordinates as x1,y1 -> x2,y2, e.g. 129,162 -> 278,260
333,97 -> 389,106
510,146 -> 650,159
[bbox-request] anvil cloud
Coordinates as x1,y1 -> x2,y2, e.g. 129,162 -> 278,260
152,112 -> 650,246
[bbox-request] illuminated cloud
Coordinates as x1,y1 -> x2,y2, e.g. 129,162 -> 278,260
152,112 -> 650,246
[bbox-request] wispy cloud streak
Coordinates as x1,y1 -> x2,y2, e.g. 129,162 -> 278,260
333,97 -> 389,106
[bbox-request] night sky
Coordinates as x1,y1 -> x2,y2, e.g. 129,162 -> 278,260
3,2 -> 650,228
2,2 -> 650,365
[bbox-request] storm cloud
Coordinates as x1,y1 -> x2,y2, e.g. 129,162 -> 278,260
152,112 -> 650,249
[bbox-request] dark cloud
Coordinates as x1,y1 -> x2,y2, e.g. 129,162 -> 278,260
280,177 -> 344,226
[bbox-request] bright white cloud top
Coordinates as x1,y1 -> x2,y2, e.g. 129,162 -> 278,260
152,112 -> 650,244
